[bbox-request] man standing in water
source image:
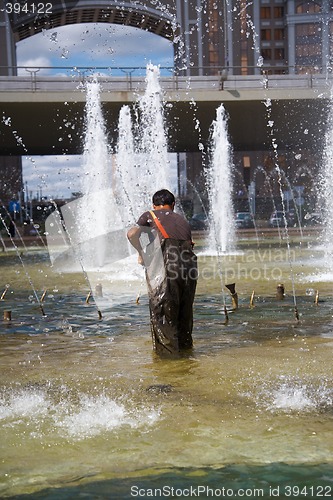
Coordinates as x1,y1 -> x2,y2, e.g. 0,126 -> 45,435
127,189 -> 197,355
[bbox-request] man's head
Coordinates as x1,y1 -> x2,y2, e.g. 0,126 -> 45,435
152,189 -> 175,209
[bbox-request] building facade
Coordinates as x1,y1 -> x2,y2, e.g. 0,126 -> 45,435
181,0 -> 333,217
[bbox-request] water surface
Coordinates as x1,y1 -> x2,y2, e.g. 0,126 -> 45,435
0,236 -> 332,498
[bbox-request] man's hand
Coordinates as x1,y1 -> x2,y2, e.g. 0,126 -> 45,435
127,226 -> 146,266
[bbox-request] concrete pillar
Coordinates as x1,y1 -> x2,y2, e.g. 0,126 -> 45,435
286,1 -> 296,73
0,6 -> 17,76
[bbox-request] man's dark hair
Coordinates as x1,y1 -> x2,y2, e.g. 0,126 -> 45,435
152,189 -> 175,206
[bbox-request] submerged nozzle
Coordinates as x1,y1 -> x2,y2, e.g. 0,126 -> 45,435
86,291 -> 92,304
3,310 -> 11,321
225,283 -> 238,309
225,283 -> 236,295
276,283 -> 285,300
224,303 -> 229,324
315,290 -> 319,305
294,306 -> 300,323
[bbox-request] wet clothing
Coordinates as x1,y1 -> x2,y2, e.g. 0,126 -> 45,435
137,209 -> 197,355
137,209 -> 192,241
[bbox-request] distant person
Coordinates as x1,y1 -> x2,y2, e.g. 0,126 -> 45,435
7,220 -> 15,238
127,189 -> 197,356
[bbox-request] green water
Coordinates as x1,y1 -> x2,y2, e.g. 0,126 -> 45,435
0,235 -> 333,498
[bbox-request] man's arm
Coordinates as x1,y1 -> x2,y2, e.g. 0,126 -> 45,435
127,226 -> 144,265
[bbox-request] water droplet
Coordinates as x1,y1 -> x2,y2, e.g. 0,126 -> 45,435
257,56 -> 264,67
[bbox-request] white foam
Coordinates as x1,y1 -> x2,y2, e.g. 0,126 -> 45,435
54,394 -> 160,440
0,388 -> 160,440
268,384 -> 314,411
258,378 -> 333,413
0,389 -> 50,420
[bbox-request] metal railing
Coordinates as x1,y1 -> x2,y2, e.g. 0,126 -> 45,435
0,66 -> 332,93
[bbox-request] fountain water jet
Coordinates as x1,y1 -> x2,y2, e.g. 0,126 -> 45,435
77,79 -> 113,267
115,64 -> 171,221
321,89 -> 333,262
206,104 -> 236,254
114,105 -> 137,225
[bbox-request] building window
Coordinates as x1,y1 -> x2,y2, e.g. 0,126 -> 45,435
296,2 -> 321,14
261,49 -> 272,60
274,7 -> 284,18
240,0 -> 249,74
243,156 -> 251,168
296,44 -> 321,57
295,23 -> 322,72
296,24 -> 319,37
275,48 -> 285,60
261,7 -> 271,19
274,29 -> 284,41
261,29 -> 271,41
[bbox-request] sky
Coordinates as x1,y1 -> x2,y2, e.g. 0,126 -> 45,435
16,23 -> 175,200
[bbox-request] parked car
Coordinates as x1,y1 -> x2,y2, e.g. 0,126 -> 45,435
269,211 -> 285,228
269,210 -> 296,228
189,212 -> 209,230
235,211 -> 255,229
304,212 -> 322,226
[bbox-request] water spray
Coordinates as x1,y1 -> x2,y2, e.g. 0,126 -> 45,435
263,97 -> 300,323
0,233 -> 7,252
1,115 -> 49,250
0,201 -> 28,252
49,200 -> 103,321
0,212 -> 46,316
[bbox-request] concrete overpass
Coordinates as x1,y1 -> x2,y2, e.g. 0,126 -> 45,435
0,71 -> 332,156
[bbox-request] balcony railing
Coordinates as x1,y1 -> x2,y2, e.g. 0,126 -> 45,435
0,66 -> 332,93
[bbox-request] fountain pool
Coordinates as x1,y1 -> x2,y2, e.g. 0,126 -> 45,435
0,231 -> 333,498
1,46 -> 332,497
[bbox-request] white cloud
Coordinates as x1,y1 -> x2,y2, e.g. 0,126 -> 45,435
23,153 -> 178,199
17,24 -> 173,72
17,56 -> 52,75
23,155 -> 83,199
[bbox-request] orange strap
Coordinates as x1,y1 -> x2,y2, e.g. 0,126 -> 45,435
149,210 -> 169,239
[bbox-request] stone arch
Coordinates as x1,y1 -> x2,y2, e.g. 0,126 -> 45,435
2,0 -> 230,76
2,0 -> 183,75
10,1 -> 179,42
